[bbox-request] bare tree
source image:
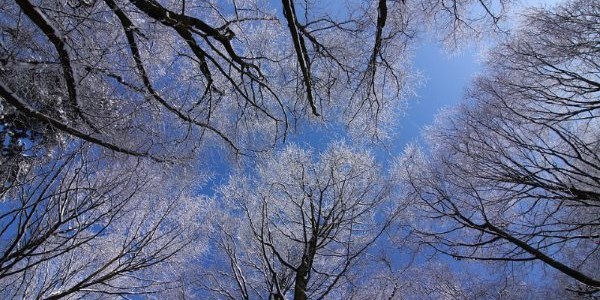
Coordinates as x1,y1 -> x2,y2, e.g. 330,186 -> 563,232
0,141 -> 206,299
394,0 -> 600,294
195,144 -> 399,299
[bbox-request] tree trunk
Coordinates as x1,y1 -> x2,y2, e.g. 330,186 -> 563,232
294,235 -> 317,300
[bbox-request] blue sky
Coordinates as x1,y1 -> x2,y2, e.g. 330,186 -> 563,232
394,41 -> 481,150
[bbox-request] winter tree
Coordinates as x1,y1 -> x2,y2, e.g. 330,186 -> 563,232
0,141 -> 206,298
395,0 -> 600,295
195,144 -> 400,299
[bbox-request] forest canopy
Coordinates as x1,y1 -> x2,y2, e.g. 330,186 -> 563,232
0,0 -> 598,298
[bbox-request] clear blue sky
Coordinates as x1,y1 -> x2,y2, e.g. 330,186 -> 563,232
394,42 -> 481,150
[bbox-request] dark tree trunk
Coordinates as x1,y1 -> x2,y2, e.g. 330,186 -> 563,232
294,235 -> 318,300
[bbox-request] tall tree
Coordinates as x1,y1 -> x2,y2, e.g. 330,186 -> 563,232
196,144 -> 399,299
0,142 -> 206,298
395,0 -> 600,294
